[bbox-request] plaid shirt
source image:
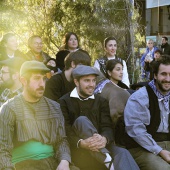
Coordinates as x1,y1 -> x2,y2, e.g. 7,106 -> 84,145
0,87 -> 23,107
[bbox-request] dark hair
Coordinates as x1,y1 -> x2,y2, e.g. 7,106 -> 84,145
63,32 -> 79,50
64,51 -> 91,70
104,36 -> 117,47
28,35 -> 41,48
154,49 -> 162,55
162,36 -> 168,41
106,59 -> 123,78
152,55 -> 170,76
0,33 -> 16,47
44,58 -> 58,72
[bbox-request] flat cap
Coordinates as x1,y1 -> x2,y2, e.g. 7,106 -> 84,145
72,65 -> 99,78
20,60 -> 50,76
0,57 -> 26,71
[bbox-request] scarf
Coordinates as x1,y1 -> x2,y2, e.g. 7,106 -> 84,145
149,80 -> 170,111
94,79 -> 111,94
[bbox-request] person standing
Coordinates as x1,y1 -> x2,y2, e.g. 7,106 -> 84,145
56,32 -> 89,71
140,39 -> 158,81
161,36 -> 170,55
94,36 -> 130,87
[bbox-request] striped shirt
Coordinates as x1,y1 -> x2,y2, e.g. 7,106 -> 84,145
0,94 -> 71,169
0,87 -> 23,107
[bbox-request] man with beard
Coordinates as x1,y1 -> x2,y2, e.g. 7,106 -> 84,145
124,56 -> 170,170
161,36 -> 170,55
59,65 -> 139,170
0,61 -> 78,170
0,57 -> 25,107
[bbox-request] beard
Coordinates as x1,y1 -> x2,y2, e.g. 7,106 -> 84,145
156,79 -> 170,94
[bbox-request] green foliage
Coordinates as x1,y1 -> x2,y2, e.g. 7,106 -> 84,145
0,0 -> 144,82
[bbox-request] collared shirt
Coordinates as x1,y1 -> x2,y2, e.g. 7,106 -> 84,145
70,87 -> 95,101
0,87 -> 23,107
124,86 -> 169,155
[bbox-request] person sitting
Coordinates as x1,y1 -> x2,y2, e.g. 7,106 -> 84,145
0,60 -> 78,170
26,35 -> 51,63
44,58 -> 60,79
0,57 -> 25,107
94,36 -> 130,87
0,33 -> 26,61
94,59 -> 130,129
55,32 -> 89,71
124,56 -> 170,170
44,50 -> 91,102
59,65 -> 140,170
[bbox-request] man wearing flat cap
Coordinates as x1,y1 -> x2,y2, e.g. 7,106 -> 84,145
0,57 -> 26,107
59,65 -> 139,170
0,60 -> 78,170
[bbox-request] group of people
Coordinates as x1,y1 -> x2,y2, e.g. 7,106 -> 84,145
0,31 -> 170,170
140,36 -> 170,81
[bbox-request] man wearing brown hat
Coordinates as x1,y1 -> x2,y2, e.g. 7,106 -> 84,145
0,57 -> 25,107
59,65 -> 139,170
0,61 -> 78,170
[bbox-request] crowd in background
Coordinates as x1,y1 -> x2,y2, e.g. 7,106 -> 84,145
0,32 -> 170,170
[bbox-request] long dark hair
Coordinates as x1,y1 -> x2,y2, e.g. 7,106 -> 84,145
106,59 -> 123,78
63,32 -> 79,50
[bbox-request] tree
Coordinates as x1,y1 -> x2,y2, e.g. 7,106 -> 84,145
0,0 -> 145,82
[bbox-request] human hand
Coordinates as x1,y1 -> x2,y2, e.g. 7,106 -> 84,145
56,160 -> 70,170
159,150 -> 170,163
88,134 -> 107,151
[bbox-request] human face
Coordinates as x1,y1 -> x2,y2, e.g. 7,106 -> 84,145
0,66 -> 13,88
154,64 -> 170,95
147,40 -> 154,50
30,37 -> 43,54
5,35 -> 18,51
154,52 -> 161,61
23,73 -> 46,102
108,63 -> 123,84
74,75 -> 97,98
105,40 -> 117,57
161,38 -> 167,45
67,34 -> 78,51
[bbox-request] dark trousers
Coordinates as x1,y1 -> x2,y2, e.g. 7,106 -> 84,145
15,156 -> 79,170
72,116 -> 140,170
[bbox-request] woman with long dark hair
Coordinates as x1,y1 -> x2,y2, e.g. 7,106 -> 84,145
56,32 -> 89,70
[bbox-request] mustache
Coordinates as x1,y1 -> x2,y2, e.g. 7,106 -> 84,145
162,81 -> 170,83
36,87 -> 45,91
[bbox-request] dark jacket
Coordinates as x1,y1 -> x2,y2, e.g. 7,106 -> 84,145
59,93 -> 114,148
26,50 -> 51,63
161,43 -> 170,55
55,49 -> 89,71
44,71 -> 75,102
0,46 -> 26,61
